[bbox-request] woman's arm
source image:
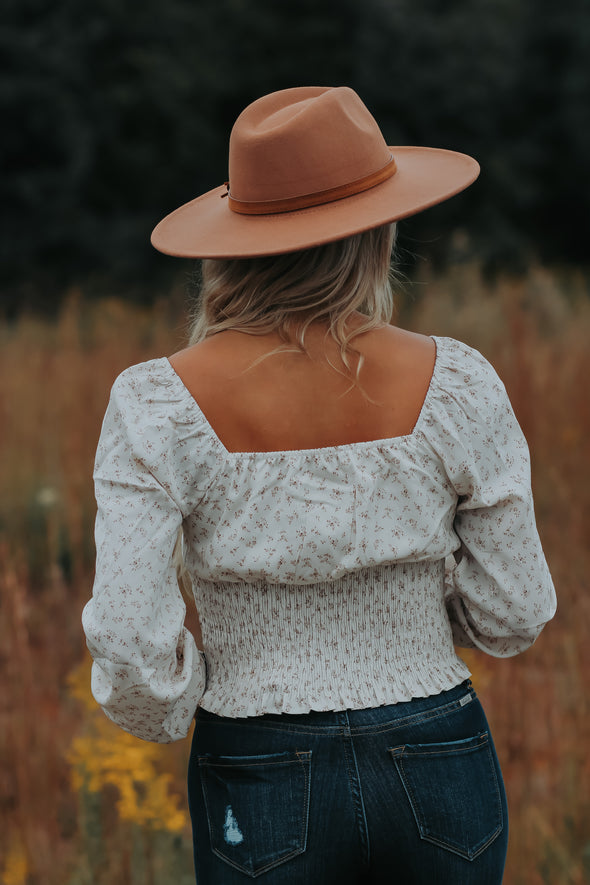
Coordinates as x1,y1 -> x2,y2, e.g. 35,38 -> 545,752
436,342 -> 556,656
82,370 -> 206,742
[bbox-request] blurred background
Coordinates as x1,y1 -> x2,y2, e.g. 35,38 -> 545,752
1,1 -> 589,883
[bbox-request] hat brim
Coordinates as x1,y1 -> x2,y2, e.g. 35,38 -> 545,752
150,146 -> 479,259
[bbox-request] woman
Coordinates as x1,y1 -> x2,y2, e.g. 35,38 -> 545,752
83,86 -> 556,884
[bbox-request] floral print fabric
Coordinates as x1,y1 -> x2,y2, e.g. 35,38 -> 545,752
82,337 -> 556,741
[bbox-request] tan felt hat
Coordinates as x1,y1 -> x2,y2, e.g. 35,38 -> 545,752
151,86 -> 480,259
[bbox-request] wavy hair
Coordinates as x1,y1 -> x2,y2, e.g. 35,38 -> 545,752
188,223 -> 397,384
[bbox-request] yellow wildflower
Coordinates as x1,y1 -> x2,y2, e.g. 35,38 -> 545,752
67,657 -> 189,833
1,843 -> 28,885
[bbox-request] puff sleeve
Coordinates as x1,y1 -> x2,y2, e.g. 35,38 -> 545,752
82,365 -> 207,742
434,342 -> 556,656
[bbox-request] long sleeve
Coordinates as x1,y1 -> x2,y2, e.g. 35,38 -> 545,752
431,341 -> 556,656
82,368 -> 207,742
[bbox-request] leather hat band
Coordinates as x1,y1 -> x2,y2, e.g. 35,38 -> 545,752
226,155 -> 397,216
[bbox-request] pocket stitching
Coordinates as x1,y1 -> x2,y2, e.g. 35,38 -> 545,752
200,750 -> 312,878
199,759 -> 305,768
392,732 -> 488,759
389,733 -> 503,861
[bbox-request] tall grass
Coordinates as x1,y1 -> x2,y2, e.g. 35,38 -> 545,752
404,263 -> 590,884
1,268 -> 588,884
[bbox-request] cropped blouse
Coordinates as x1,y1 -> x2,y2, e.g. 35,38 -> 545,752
82,336 -> 556,742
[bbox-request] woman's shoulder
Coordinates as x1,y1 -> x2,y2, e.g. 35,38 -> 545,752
111,356 -> 199,411
430,335 -> 507,395
112,356 -> 178,397
106,356 -> 220,448
421,335 -> 521,451
98,357 -> 225,511
367,329 -> 509,426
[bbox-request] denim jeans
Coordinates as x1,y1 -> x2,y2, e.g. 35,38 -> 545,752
188,681 -> 508,884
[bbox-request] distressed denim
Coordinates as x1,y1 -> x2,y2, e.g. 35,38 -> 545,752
188,682 -> 508,884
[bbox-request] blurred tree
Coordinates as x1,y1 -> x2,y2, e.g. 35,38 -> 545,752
516,0 -> 590,264
350,0 -> 536,271
1,0 -> 358,308
1,0 -> 589,309
1,0 -> 221,298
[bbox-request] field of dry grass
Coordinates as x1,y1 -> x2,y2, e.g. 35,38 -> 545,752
1,266 -> 588,884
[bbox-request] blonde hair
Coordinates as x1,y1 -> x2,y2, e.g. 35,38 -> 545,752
188,223 -> 397,383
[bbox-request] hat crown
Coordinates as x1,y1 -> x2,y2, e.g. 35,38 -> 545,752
228,87 -> 392,204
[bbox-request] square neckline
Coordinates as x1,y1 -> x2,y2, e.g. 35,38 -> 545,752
163,336 -> 441,458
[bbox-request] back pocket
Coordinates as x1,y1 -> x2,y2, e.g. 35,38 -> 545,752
389,732 -> 503,860
198,750 -> 312,877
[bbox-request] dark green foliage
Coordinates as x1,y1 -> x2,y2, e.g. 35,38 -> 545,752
2,0 -> 589,308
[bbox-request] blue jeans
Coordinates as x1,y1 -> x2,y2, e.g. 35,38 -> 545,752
188,682 -> 508,883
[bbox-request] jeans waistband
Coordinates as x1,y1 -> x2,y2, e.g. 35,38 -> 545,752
196,680 -> 474,735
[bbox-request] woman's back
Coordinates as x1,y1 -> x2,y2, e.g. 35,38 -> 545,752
168,320 -> 436,454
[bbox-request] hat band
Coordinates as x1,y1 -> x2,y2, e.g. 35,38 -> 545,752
226,155 -> 396,216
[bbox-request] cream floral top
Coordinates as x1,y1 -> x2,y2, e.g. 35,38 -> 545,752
82,337 -> 556,742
